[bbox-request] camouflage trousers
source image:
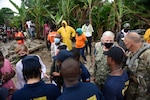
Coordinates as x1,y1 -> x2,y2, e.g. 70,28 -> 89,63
126,82 -> 150,100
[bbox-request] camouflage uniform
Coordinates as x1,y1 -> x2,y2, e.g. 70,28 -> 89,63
93,42 -> 110,90
126,43 -> 150,100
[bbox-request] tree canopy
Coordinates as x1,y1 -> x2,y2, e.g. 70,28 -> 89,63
0,0 -> 149,40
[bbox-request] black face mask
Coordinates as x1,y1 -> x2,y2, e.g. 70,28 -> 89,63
19,54 -> 27,59
104,43 -> 113,49
124,29 -> 129,33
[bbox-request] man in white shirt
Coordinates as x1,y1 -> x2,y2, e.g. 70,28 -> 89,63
82,20 -> 94,56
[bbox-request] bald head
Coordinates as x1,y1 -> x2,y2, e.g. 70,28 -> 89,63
60,57 -> 80,79
124,32 -> 142,53
125,32 -> 142,43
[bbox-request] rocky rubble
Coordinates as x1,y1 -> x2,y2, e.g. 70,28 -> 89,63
0,39 -> 46,64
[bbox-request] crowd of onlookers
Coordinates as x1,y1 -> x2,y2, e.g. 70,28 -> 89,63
0,21 -> 150,100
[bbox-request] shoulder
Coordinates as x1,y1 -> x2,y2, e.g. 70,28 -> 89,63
82,82 -> 99,90
11,88 -> 26,99
4,59 -> 10,63
16,59 -> 23,67
140,44 -> 150,55
57,27 -> 63,31
95,42 -> 102,47
145,28 -> 150,33
140,46 -> 150,60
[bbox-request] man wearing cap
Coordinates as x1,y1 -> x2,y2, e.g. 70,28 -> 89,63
52,49 -> 74,89
12,56 -> 61,100
103,46 -> 129,100
116,23 -> 131,51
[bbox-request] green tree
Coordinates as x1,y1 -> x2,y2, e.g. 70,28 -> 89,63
9,0 -> 27,29
0,8 -> 14,26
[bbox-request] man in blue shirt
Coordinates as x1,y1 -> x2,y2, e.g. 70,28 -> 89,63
71,47 -> 90,82
103,46 -> 129,100
12,56 -> 61,100
57,57 -> 104,100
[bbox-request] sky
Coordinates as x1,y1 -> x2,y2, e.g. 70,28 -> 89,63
0,0 -> 21,12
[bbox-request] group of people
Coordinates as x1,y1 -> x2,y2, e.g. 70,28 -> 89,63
93,23 -> 150,100
45,20 -> 94,64
0,20 -> 150,100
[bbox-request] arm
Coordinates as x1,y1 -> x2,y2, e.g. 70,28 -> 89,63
16,61 -> 25,89
90,24 -> 94,32
116,32 -> 121,43
15,37 -> 25,40
2,59 -> 15,83
2,71 -> 15,83
36,55 -> 49,78
71,27 -> 76,38
81,25 -> 85,32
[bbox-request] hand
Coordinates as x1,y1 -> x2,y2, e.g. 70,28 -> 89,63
52,72 -> 60,76
43,73 -> 49,78
9,87 -> 17,95
2,71 -> 15,83
2,73 -> 10,83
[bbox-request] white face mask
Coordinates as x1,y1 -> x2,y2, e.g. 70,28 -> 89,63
54,38 -> 60,44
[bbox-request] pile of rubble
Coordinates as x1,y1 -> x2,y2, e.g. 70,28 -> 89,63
0,39 -> 46,64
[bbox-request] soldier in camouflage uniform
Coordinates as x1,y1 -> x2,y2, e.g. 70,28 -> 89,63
124,32 -> 150,100
93,31 -> 115,90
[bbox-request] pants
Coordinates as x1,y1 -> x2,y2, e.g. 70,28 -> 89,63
76,47 -> 87,61
85,36 -> 92,54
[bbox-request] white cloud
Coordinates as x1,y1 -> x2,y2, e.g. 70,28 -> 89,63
0,0 -> 21,13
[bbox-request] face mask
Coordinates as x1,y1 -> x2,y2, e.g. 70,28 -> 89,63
54,38 -> 60,44
104,43 -> 113,49
124,29 -> 129,33
19,54 -> 27,59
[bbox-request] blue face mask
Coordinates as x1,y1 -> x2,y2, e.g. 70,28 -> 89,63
54,38 -> 60,44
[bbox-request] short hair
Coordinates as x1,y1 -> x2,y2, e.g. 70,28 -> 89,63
71,47 -> 80,60
15,44 -> 28,53
51,24 -> 56,31
61,57 -> 80,78
101,31 -> 114,41
126,32 -> 142,43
